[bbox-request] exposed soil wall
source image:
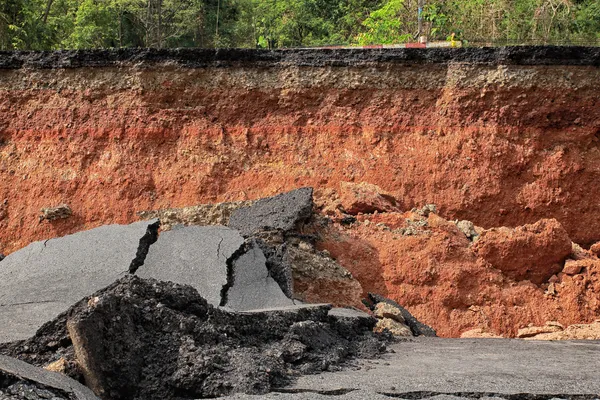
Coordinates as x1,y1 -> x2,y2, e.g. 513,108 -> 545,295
1,48 -> 600,338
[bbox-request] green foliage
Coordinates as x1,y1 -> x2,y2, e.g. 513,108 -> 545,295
0,0 -> 598,50
358,0 -> 413,44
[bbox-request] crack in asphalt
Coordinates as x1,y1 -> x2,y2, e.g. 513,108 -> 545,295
219,241 -> 249,307
378,392 -> 600,400
216,236 -> 224,260
273,389 -> 600,399
0,300 -> 58,307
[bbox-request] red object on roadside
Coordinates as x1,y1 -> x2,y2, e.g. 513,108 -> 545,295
405,43 -> 427,48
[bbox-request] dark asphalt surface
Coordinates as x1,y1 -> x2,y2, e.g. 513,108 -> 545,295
280,338 -> 600,397
1,46 -> 599,70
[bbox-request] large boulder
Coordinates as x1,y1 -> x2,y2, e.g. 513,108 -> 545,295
472,219 -> 572,284
0,220 -> 159,343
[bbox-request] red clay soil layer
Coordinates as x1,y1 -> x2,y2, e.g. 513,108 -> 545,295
315,211 -> 600,338
1,47 -> 600,253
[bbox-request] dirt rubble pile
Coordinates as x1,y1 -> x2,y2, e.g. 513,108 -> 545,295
2,276 -> 387,400
128,185 -> 600,339
313,183 -> 600,338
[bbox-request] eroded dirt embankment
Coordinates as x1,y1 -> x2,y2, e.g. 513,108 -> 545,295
1,48 -> 600,338
1,47 -> 600,253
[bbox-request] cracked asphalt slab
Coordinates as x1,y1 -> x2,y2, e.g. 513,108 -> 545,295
0,220 -> 158,343
137,225 -> 245,307
266,338 -> 600,398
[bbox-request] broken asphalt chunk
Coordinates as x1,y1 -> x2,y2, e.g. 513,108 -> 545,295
0,354 -> 99,400
0,219 -> 159,343
137,225 -> 245,307
63,276 -> 387,399
224,240 -> 295,311
228,188 -> 314,237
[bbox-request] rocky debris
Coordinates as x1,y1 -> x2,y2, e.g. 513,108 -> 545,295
39,276 -> 386,400
365,294 -> 437,337
472,218 -> 572,284
590,242 -> 600,257
39,204 -> 72,222
455,220 -> 479,241
338,182 -> 400,215
225,240 -> 294,311
0,354 -> 99,400
373,319 -> 412,337
136,225 -> 245,307
287,241 -> 363,307
412,204 -> 437,217
138,200 -> 253,231
516,321 -> 565,338
373,303 -> 405,323
460,328 -> 503,339
520,320 -> 600,340
562,259 -> 586,275
229,188 -> 314,237
0,220 -> 159,343
339,216 -> 357,226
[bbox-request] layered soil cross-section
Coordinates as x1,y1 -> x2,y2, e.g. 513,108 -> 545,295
1,47 -> 599,253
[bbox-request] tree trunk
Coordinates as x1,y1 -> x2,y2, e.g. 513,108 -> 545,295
417,0 -> 425,38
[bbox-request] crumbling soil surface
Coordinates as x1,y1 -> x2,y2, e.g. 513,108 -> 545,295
0,276 -> 389,400
313,207 -> 600,338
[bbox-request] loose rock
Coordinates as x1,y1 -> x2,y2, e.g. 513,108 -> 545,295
39,204 -> 72,222
339,182 -> 400,215
229,188 -> 314,237
472,219 -> 572,284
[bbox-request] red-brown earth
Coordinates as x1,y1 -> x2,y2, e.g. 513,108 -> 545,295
1,49 -> 599,337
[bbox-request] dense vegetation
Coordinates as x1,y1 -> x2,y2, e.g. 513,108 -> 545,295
1,0 -> 599,50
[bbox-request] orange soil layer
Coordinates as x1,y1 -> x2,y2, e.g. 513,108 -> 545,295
316,212 -> 600,338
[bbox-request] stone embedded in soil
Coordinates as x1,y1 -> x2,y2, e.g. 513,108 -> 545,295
229,188 -> 314,237
590,242 -> 600,257
0,220 -> 159,343
374,319 -> 413,337
39,204 -> 73,222
0,354 -> 99,400
460,328 -> 503,339
62,276 -> 387,400
373,303 -> 405,324
522,320 -> 600,340
338,182 -> 400,215
516,322 -> 564,338
562,259 -> 585,275
225,240 -> 294,311
472,218 -> 572,284
366,294 -> 436,337
136,225 -> 245,307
